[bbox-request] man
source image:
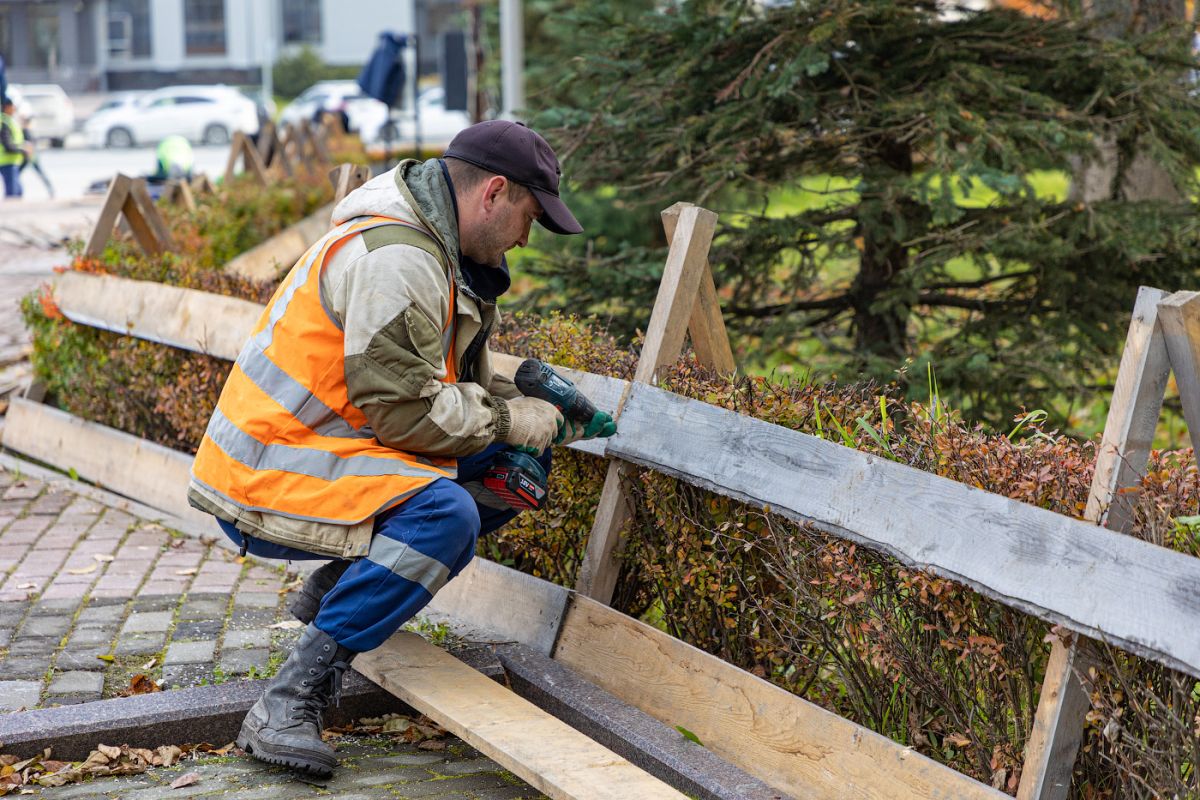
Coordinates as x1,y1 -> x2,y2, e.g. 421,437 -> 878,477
151,134 -> 194,182
188,121 -> 612,776
0,96 -> 32,198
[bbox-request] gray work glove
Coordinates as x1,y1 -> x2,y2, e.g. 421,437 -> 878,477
502,396 -> 563,453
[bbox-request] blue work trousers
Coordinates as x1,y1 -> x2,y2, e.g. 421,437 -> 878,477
217,443 -> 549,652
1,163 -> 21,197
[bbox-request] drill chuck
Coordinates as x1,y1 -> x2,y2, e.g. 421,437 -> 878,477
514,359 -> 598,422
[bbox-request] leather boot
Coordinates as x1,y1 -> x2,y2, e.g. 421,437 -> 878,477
287,559 -> 351,625
236,623 -> 356,776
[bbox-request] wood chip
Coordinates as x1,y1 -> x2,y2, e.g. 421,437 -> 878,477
93,554 -> 115,563
267,620 -> 303,630
66,564 -> 98,575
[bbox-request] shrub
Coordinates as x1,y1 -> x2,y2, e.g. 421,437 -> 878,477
272,46 -> 361,101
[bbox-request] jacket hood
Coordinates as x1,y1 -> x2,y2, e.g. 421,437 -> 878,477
331,159 -> 462,284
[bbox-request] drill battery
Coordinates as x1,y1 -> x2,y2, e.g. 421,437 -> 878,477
482,450 -> 547,511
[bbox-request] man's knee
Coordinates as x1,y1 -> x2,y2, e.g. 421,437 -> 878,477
437,481 -> 482,558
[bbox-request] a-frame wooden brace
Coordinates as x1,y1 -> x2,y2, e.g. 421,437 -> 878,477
83,174 -> 175,259
575,202 -> 734,603
222,131 -> 268,186
159,178 -> 196,212
328,163 -> 371,205
1018,286 -> 1198,799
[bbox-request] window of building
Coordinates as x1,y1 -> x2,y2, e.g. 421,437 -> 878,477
30,5 -> 60,69
282,0 -> 322,45
108,0 -> 152,60
185,0 -> 226,56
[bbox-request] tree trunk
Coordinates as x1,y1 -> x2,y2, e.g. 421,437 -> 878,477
852,229 -> 911,361
1072,0 -> 1187,202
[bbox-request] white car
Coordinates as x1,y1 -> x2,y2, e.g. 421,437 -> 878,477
84,85 -> 259,148
360,88 -> 471,149
10,84 -> 74,147
279,80 -> 386,134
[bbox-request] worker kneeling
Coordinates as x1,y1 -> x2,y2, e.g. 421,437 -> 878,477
187,121 -> 613,777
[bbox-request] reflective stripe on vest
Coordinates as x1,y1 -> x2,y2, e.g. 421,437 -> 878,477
0,114 -> 23,167
192,215 -> 461,525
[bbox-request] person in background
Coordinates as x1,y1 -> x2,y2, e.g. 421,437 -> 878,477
0,96 -> 32,198
151,134 -> 194,182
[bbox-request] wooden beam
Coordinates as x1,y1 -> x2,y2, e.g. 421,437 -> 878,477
190,174 -> 216,196
51,271 -> 262,360
223,131 -> 268,186
1018,286 -> 1172,799
661,203 -> 736,374
83,174 -> 133,258
354,632 -> 690,800
607,378 -> 1200,678
1,397 -> 208,528
575,205 -> 719,603
161,179 -> 196,212
1157,290 -> 1200,455
328,163 -> 371,206
554,595 -> 1006,800
127,178 -> 174,253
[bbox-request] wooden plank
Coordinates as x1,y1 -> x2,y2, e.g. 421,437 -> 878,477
425,558 -> 570,656
51,271 -> 261,360
608,380 -> 1200,678
162,179 -> 197,212
660,203 -> 736,374
354,632 -> 690,800
224,204 -> 333,282
1,397 -> 209,528
1018,286 -> 1172,799
1157,290 -> 1200,455
575,205 -> 718,603
554,595 -> 1005,800
634,205 -> 718,384
328,163 -> 371,206
83,174 -> 132,258
128,178 -> 174,252
224,132 -> 267,185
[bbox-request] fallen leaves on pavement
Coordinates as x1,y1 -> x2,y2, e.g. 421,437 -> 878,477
323,713 -> 448,746
118,673 -> 161,696
0,744 -> 184,795
170,771 -> 201,789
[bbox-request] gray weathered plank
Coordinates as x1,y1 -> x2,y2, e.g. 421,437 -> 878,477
608,381 -> 1200,678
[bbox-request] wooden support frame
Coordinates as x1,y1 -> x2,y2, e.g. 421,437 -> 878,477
190,173 -> 216,196
83,174 -> 175,258
299,118 -> 333,165
575,202 -> 727,603
1018,286 -> 1183,798
159,178 -> 196,212
222,131 -> 268,186
328,163 -> 371,206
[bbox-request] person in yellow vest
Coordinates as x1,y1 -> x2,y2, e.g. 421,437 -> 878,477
151,134 -> 194,182
0,96 -> 33,198
188,121 -> 614,776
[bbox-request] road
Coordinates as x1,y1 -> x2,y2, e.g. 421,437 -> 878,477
10,143 -> 233,202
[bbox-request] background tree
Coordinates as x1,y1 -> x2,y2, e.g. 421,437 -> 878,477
524,0 -> 1200,428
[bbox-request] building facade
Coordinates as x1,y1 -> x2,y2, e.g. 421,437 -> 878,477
0,0 -> 452,93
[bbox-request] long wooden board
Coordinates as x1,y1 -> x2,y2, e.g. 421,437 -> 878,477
554,595 -> 1005,800
51,271 -> 262,361
608,381 -> 1200,678
354,632 -> 690,800
224,203 -> 333,282
2,397 -> 206,528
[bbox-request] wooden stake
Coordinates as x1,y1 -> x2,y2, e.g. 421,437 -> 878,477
661,202 -> 736,375
1017,286 -> 1171,800
328,163 -> 371,206
83,174 -> 173,258
223,131 -> 268,185
575,204 -> 720,603
161,179 -> 196,212
190,173 -> 216,196
1157,290 -> 1200,455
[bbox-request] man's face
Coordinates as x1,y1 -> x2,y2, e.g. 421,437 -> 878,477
471,184 -> 542,268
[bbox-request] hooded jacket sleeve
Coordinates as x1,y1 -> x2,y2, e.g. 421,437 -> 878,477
326,242 -> 513,458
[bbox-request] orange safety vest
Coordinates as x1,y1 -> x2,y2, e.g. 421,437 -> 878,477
192,215 -> 459,525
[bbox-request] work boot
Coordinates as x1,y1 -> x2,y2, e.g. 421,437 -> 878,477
236,623 -> 356,776
287,559 -> 351,625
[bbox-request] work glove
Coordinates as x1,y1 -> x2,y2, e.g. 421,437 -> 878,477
502,396 -> 563,453
554,410 -> 618,446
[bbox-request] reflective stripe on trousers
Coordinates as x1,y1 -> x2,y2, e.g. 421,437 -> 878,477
216,443 -> 552,652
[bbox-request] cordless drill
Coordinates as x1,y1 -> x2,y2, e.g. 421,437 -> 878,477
482,359 -> 600,511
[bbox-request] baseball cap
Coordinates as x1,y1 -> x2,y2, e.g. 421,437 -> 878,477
445,120 -> 583,235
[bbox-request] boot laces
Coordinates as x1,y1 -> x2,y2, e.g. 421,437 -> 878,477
292,657 -> 349,725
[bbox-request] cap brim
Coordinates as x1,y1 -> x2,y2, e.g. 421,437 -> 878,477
530,187 -> 583,235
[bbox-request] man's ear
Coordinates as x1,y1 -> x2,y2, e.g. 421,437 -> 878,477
480,175 -> 508,213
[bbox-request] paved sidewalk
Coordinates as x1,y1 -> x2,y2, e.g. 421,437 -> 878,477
25,738 -> 542,800
0,463 -> 298,707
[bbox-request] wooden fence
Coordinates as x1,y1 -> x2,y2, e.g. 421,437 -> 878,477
6,197 -> 1200,799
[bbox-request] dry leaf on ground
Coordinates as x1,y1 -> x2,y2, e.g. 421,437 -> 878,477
119,674 -> 161,696
93,554 -> 115,562
267,620 -> 303,630
170,771 -> 201,789
66,564 -> 98,575
173,568 -> 197,576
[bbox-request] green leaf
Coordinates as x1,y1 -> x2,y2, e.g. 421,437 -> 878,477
675,725 -> 703,746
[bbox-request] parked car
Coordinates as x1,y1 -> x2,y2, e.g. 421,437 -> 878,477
2,86 -> 34,131
279,80 -> 386,133
10,84 -> 74,147
83,85 -> 259,148
359,87 -> 471,149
